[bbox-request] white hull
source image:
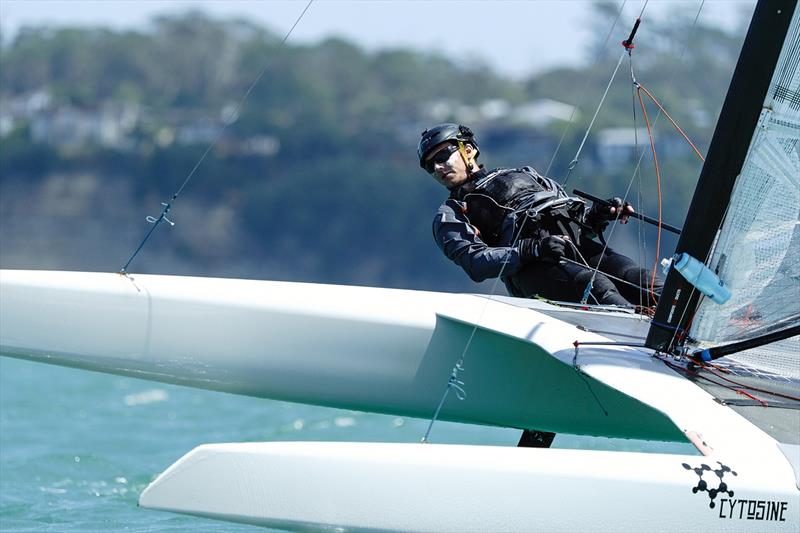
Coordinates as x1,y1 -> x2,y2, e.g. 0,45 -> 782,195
0,269 -> 682,441
2,269 -> 798,531
139,441 -> 800,532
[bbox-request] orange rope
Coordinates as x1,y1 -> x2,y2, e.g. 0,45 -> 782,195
636,82 -> 705,162
637,87 -> 662,307
734,388 -> 769,407
661,358 -> 800,403
635,84 -> 708,344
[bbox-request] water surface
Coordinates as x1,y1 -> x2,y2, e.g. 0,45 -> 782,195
0,356 -> 693,531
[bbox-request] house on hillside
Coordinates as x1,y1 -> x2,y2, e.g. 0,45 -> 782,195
596,127 -> 694,169
30,104 -> 139,150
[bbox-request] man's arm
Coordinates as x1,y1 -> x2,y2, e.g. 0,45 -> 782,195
433,199 -> 544,282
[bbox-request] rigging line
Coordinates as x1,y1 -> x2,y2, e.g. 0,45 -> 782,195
637,86 -> 663,307
561,257 -> 659,297
422,182 -> 583,440
562,242 -> 602,305
421,361 -> 467,443
544,0 -> 628,177
174,0 -> 314,201
420,205 -> 534,443
560,0 -> 650,186
120,0 -> 315,274
622,0 -> 706,225
665,171 -> 733,352
567,237 -> 657,318
630,51 -> 646,312
572,343 -> 609,415
731,388 -> 769,407
579,56 -> 657,308
422,1 -> 650,443
583,0 -> 706,318
577,47 -> 640,305
566,8 -> 651,300
574,341 -> 649,347
661,357 -> 800,403
675,362 -> 771,405
693,360 -> 800,402
636,82 -> 706,162
561,49 -> 627,187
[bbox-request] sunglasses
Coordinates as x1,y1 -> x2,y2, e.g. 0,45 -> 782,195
424,144 -> 459,174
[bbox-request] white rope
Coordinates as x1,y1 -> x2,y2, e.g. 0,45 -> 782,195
579,0 -> 708,311
421,0 -> 715,441
561,0 -> 650,186
545,0 -> 629,177
121,1 -> 314,273
421,4 -> 643,444
563,49 -> 628,187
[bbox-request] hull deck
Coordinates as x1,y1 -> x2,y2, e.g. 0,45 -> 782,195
0,269 -> 683,441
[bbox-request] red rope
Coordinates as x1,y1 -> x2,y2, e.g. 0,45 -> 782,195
628,82 -> 704,312
696,360 -> 800,402
733,388 -> 769,407
662,357 -> 800,403
637,87 -> 662,307
636,82 -> 706,163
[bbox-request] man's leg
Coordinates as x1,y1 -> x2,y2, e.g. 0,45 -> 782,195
569,262 -> 630,305
510,262 -> 573,300
576,240 -> 662,306
592,249 -> 663,306
512,261 -> 629,305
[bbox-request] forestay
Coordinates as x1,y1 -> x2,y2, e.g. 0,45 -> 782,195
689,8 -> 800,378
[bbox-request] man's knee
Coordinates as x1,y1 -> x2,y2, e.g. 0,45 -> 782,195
574,269 -> 627,305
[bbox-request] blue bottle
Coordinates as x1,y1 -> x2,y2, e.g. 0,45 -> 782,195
670,252 -> 731,304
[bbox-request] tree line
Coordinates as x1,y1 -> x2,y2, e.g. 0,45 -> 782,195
0,5 -> 749,292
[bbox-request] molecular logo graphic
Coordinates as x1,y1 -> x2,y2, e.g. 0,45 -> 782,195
682,461 -> 738,508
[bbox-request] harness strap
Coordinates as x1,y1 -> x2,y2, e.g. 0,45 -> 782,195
457,140 -> 472,170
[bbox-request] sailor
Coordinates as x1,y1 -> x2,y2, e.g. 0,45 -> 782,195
419,123 -> 663,308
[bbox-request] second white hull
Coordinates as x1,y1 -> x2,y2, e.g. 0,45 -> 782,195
139,441 -> 800,532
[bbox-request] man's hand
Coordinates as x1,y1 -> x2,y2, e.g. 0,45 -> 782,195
608,197 -> 634,224
520,236 -> 569,265
586,197 -> 634,233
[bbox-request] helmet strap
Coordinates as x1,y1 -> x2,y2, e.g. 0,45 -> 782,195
457,141 -> 474,172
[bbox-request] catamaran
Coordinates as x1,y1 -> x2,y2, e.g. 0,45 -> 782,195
1,0 -> 798,531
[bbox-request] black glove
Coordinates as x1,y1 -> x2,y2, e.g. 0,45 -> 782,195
520,236 -> 566,265
585,197 -> 631,234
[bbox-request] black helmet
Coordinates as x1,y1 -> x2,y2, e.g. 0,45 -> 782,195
417,123 -> 479,169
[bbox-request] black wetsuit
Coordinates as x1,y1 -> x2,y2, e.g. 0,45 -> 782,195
432,167 -> 662,306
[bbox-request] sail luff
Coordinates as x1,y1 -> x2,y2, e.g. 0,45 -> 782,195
646,0 -> 798,352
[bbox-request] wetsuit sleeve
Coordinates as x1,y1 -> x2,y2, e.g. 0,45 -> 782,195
432,199 -> 527,282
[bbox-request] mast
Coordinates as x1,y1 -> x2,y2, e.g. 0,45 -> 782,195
646,0 -> 798,352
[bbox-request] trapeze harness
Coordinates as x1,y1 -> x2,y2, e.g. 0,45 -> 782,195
448,166 -> 587,247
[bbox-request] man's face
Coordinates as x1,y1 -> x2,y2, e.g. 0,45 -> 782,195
424,142 -> 475,189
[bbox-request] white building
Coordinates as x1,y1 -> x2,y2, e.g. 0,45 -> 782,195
513,99 -> 577,128
596,127 -> 650,167
30,104 -> 139,150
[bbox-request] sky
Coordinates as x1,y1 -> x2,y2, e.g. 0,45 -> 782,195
0,0 -> 756,79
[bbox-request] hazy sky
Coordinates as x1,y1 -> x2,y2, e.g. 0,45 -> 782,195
1,1 -> 755,78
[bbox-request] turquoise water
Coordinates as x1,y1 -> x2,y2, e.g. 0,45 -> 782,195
0,356 -> 694,531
